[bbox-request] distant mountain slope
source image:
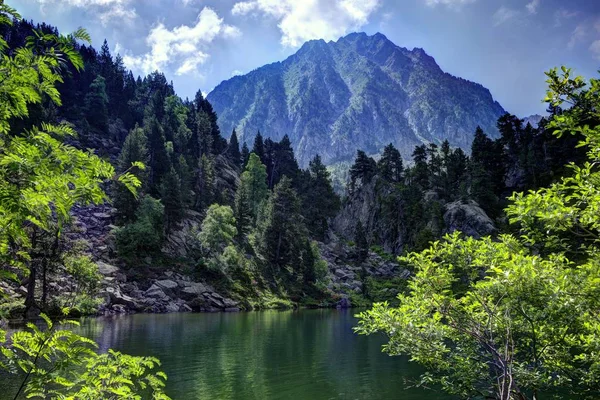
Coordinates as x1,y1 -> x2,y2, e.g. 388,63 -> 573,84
207,32 -> 505,166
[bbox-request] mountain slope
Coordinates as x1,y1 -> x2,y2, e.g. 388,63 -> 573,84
207,32 -> 505,166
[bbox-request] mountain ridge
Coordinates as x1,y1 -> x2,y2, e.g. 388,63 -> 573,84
207,32 -> 506,166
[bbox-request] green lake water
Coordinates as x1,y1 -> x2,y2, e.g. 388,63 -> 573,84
2,309 -> 454,399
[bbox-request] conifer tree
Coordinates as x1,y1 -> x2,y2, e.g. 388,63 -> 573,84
259,176 -> 305,270
349,150 -> 377,191
378,143 -> 404,182
240,153 -> 269,221
114,125 -> 148,221
83,75 -> 109,132
227,129 -> 242,167
159,167 -> 184,231
302,154 -> 340,240
241,142 -> 250,168
252,131 -> 266,164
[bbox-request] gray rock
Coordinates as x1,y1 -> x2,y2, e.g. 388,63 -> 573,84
444,200 -> 496,238
180,283 -> 209,300
97,261 -> 119,276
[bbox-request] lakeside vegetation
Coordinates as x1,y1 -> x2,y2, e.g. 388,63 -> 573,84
0,0 -> 598,398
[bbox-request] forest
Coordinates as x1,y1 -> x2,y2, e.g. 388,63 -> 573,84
0,0 -> 599,399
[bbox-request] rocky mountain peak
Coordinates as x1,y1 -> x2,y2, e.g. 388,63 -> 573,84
207,32 -> 505,167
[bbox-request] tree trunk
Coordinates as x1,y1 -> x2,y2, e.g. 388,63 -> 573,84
24,263 -> 37,318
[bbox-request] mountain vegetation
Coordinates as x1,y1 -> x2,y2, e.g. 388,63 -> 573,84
0,1 -> 598,399
356,67 -> 600,400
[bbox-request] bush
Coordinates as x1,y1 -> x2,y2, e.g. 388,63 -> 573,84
115,196 -> 164,260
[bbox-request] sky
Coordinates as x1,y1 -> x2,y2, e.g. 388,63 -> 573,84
10,0 -> 600,116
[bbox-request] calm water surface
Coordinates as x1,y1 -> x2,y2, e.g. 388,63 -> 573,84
4,309 -> 454,399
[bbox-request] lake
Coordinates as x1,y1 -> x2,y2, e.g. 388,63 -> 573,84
2,309 -> 454,399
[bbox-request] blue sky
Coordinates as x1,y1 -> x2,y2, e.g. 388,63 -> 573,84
11,0 -> 600,116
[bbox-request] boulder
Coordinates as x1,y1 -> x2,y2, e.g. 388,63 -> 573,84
154,279 -> 179,296
105,287 -> 138,310
97,261 -> 119,276
444,200 -> 497,238
180,282 -> 209,300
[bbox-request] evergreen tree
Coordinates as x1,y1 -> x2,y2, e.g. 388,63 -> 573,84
241,142 -> 250,168
159,167 -> 184,231
378,143 -> 404,182
114,125 -> 148,221
83,75 -> 109,132
145,116 -> 170,191
240,153 -> 269,221
252,131 -> 266,164
411,145 -> 429,188
227,129 -> 242,167
194,154 -> 215,211
259,176 -> 305,271
302,154 -> 340,240
233,179 -> 252,240
349,150 -> 377,191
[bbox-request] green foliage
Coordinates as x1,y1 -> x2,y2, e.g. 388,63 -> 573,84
356,68 -> 600,400
349,150 -> 376,192
377,143 -> 403,182
114,125 -> 149,221
83,76 -> 109,132
239,153 -> 269,221
199,204 -> 237,256
301,155 -> 340,240
258,176 -> 306,271
1,314 -> 169,399
115,196 -> 165,260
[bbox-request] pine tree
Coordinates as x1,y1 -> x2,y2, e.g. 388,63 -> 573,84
302,154 -> 340,240
194,154 -> 215,211
259,176 -> 305,270
145,116 -> 170,192
234,179 -> 252,240
349,150 -> 377,191
241,142 -> 250,168
83,75 -> 109,132
241,153 -> 269,221
252,131 -> 266,164
114,125 -> 148,221
227,129 -> 242,167
159,167 -> 184,231
378,143 -> 404,182
411,145 -> 429,188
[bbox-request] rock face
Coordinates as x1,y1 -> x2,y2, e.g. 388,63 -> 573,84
98,267 -> 240,315
332,177 -> 407,254
318,237 -> 410,297
443,200 -> 497,238
208,32 -> 505,166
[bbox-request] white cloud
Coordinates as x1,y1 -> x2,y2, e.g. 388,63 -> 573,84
231,0 -> 381,47
590,40 -> 600,60
493,6 -> 519,26
123,7 -> 240,76
526,0 -> 540,14
34,0 -> 136,25
568,24 -> 586,48
424,0 -> 476,7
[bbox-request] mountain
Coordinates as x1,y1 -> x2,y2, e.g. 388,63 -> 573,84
207,32 -> 505,167
523,114 -> 544,128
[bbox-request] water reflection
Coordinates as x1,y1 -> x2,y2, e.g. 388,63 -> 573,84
73,310 -> 452,400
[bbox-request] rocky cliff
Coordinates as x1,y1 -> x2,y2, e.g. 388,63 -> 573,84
208,32 -> 505,166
